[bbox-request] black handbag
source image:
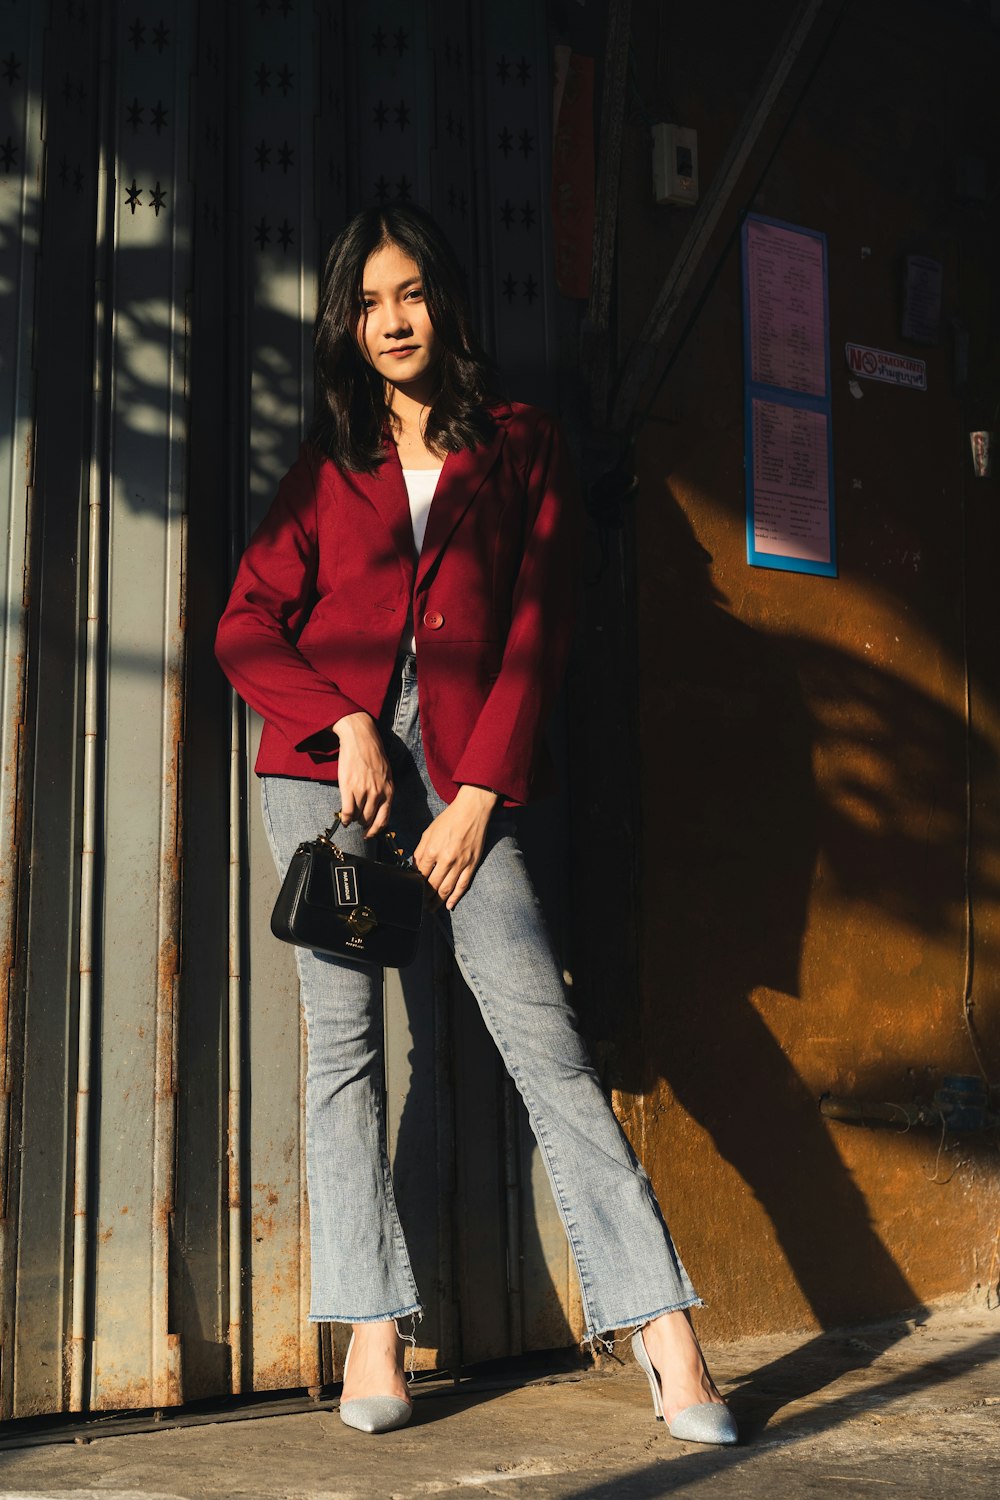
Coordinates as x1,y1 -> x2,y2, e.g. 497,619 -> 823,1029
271,814 -> 426,968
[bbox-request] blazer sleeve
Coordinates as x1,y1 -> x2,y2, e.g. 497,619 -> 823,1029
214,444 -> 366,750
451,413 -> 582,803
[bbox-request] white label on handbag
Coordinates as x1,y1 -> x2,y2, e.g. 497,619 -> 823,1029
335,866 -> 359,907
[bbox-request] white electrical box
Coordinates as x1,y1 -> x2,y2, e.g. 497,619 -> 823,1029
652,124 -> 699,207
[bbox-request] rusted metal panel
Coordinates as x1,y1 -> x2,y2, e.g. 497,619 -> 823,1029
87,0 -> 191,1412
243,763 -> 317,1393
5,0 -> 577,1420
15,0 -> 105,1421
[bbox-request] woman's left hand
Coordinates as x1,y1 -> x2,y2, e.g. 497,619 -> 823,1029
414,785 -> 500,910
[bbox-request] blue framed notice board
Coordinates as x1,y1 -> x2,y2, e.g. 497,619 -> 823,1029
741,214 -> 836,577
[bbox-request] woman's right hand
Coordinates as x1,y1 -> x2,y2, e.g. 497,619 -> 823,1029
331,711 -> 393,837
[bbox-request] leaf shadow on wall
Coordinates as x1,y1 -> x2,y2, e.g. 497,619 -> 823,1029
623,491 -> 1000,1330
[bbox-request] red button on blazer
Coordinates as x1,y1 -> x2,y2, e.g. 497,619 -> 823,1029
215,402 -> 582,807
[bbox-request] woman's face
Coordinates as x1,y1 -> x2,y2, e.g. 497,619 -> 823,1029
356,241 -> 439,401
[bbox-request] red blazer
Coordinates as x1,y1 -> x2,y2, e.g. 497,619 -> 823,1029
215,401 -> 581,806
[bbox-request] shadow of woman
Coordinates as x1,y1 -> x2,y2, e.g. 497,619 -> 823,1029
632,493 -> 925,1330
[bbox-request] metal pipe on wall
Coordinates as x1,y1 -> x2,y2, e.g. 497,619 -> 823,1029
227,692 -> 243,1394
68,0 -> 114,1413
148,1 -> 194,1400
69,434 -> 102,1414
150,219 -> 190,1414
296,20 -> 318,1387
225,0 -> 246,1394
0,0 -> 43,1422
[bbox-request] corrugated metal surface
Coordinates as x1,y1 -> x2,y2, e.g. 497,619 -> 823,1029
1,0 -> 581,1420
87,0 -> 192,1412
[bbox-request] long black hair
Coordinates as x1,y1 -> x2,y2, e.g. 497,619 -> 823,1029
309,204 -> 501,473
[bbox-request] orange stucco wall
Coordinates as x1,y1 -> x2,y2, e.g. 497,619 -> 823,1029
614,0 -> 1000,1337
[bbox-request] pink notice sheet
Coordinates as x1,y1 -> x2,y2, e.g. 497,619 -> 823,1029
751,399 -> 831,564
746,219 -> 826,397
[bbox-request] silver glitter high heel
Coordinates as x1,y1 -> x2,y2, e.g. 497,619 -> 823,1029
338,1330 -> 413,1434
631,1326 -> 738,1445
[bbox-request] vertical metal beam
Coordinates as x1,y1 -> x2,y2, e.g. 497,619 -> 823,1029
0,0 -> 44,1422
584,0 -> 632,428
150,112 -> 188,1412
239,0 -> 321,1394
68,0 -> 115,1417
223,0 -> 246,1399
226,683 -> 244,1393
167,0 -> 233,1407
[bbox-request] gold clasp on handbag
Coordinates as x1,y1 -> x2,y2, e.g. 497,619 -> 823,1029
344,905 -> 377,937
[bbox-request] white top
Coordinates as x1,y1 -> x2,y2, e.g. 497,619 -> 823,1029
401,466 -> 442,554
401,466 -> 444,651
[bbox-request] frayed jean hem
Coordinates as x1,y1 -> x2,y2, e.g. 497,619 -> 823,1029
581,1294 -> 706,1355
308,1301 -> 424,1326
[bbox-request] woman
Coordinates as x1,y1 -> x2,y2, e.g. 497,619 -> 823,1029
215,204 -> 737,1444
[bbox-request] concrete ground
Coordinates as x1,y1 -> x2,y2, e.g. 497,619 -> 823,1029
1,1302 -> 998,1498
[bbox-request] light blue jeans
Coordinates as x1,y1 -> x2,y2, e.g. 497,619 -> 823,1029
260,652 -> 700,1350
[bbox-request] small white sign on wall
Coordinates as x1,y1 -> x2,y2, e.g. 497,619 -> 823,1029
845,343 -> 927,391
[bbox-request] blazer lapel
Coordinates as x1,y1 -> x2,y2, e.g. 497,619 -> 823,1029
351,446 -> 417,588
415,420 -> 508,589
